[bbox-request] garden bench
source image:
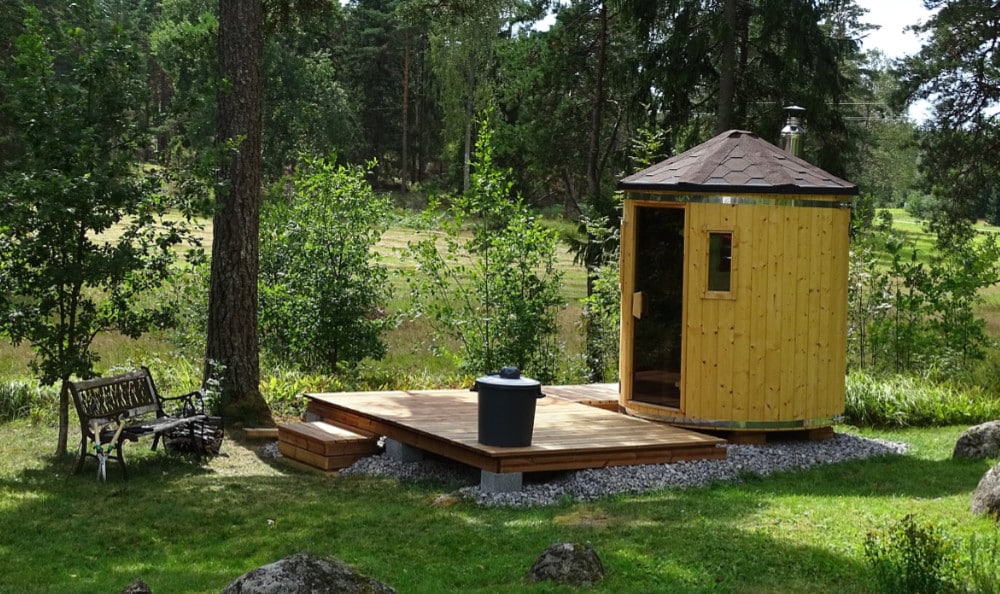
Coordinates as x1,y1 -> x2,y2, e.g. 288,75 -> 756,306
69,367 -> 223,480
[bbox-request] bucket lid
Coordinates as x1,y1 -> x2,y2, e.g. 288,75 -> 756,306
474,366 -> 541,390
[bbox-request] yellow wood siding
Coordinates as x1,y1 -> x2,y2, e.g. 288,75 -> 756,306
618,202 -> 636,406
620,193 -> 850,429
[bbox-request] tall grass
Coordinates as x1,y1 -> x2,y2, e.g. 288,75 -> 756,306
845,370 -> 1000,428
0,379 -> 58,422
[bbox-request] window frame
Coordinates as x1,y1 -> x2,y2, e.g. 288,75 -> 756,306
703,228 -> 737,300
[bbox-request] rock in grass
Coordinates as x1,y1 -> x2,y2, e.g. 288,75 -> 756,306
954,421 -> 1000,459
221,553 -> 395,594
121,579 -> 152,594
972,462 -> 1000,519
526,542 -> 604,587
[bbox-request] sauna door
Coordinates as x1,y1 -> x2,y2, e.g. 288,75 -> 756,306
630,206 -> 685,409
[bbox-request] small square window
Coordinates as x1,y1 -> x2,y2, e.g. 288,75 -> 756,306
707,232 -> 732,292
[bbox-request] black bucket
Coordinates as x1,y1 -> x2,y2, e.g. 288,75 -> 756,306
473,367 -> 544,447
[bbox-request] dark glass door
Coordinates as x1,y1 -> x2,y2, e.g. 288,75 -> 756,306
631,206 -> 685,409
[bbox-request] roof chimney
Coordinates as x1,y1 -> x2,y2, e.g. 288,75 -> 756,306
780,105 -> 805,158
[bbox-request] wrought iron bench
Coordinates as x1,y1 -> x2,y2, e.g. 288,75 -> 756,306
69,367 -> 223,480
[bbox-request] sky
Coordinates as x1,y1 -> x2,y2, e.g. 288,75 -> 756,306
857,0 -> 931,60
851,0 -> 933,122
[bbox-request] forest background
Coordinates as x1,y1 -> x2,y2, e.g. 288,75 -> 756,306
2,0 -> 1000,437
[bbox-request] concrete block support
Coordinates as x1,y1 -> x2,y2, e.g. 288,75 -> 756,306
385,438 -> 425,463
480,470 -> 523,493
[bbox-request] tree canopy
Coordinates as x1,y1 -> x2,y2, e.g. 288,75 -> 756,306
898,0 -> 1000,225
0,1 -> 200,453
11,0 -> 997,422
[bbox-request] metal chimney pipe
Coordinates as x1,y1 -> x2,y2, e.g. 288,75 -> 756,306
781,105 -> 806,158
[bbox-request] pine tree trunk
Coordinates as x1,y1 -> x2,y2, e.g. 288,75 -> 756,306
585,1 -> 608,207
401,37 -> 410,192
208,0 -> 272,426
584,1 -> 610,382
56,380 -> 70,456
463,65 -> 474,193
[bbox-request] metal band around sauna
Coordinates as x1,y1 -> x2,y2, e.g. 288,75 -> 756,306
625,409 -> 844,430
626,193 -> 853,209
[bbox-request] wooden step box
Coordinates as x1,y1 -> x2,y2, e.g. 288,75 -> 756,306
277,421 -> 380,471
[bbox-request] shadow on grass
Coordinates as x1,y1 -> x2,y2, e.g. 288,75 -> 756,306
0,420 -> 990,593
0,438 -> 880,594
0,468 -> 879,593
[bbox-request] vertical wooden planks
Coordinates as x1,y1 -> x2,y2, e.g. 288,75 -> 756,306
793,205 -> 813,420
620,192 -> 850,429
806,205 -> 825,419
764,203 -> 784,420
714,204 -> 737,423
827,207 -> 851,416
685,205 -> 708,419
730,204 -> 753,423
779,207 -> 798,420
747,203 -> 771,421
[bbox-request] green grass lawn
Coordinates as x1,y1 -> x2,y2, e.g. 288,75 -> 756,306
0,421 -> 996,593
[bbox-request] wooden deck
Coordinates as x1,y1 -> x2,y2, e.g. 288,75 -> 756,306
303,386 -> 726,475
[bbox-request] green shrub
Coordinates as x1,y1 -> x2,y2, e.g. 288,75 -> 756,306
581,245 -> 621,382
259,363 -> 470,417
963,531 -> 1000,594
845,370 -> 1000,427
259,156 -> 395,372
864,514 -> 955,594
407,116 -> 564,381
848,204 -> 1000,377
161,261 -> 211,360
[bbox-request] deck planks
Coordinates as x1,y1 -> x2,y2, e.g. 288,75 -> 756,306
304,387 -> 725,474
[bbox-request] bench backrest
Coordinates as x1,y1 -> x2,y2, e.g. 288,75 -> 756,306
69,367 -> 162,426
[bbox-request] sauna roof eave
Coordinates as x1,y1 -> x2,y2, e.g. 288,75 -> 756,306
618,129 -> 859,197
618,183 -> 857,197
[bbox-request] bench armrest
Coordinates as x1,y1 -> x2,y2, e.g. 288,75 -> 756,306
160,390 -> 208,417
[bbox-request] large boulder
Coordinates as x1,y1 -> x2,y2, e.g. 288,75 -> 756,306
526,542 -> 604,587
954,421 -> 1000,459
972,462 -> 1000,519
221,553 -> 395,594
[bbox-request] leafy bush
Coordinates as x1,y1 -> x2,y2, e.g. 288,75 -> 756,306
162,260 -> 211,359
845,370 -> 1000,428
580,234 -> 621,383
848,204 -> 999,377
259,156 -> 394,372
259,364 -> 470,417
407,116 -> 564,381
864,514 -> 955,594
964,531 -> 1000,594
904,192 -> 941,220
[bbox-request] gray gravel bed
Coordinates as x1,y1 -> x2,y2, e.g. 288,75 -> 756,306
337,432 -> 908,507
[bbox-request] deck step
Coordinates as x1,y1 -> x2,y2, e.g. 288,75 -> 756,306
277,421 -> 380,471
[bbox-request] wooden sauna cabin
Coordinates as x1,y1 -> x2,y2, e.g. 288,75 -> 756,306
616,129 -> 858,432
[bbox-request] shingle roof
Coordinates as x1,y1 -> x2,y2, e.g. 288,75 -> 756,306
618,129 -> 858,196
